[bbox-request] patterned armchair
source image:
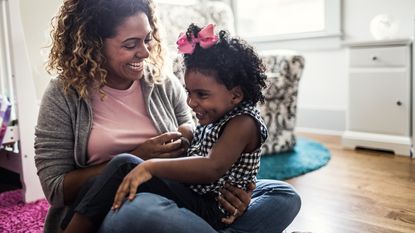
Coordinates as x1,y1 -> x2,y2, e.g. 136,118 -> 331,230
158,1 -> 305,155
260,54 -> 304,154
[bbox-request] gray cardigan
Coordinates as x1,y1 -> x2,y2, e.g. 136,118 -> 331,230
34,71 -> 193,232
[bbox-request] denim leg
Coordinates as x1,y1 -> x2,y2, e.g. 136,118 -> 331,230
61,153 -> 142,229
98,192 -> 218,233
219,179 -> 301,233
98,179 -> 301,233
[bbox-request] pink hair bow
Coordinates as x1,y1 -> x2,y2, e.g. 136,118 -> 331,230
176,24 -> 219,54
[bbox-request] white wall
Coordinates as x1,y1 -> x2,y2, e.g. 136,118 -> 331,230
18,0 -> 415,134
19,0 -> 62,100
295,49 -> 348,133
253,0 -> 415,134
344,0 -> 415,41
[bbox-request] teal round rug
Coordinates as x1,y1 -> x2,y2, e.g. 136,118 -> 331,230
257,137 -> 331,180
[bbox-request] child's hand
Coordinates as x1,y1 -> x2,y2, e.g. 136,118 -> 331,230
112,163 -> 153,210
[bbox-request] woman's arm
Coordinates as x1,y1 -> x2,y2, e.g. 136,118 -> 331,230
35,79 -> 84,206
169,73 -> 195,129
62,163 -> 107,204
171,74 -> 195,151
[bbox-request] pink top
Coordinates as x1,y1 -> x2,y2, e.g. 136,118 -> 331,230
87,80 -> 158,165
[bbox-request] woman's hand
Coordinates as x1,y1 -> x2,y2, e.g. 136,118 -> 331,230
219,182 -> 256,224
132,132 -> 185,159
112,162 -> 153,210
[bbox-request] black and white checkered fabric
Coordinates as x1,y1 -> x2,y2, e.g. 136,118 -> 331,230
187,101 -> 268,195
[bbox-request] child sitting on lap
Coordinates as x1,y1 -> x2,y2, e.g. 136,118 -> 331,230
62,23 -> 268,232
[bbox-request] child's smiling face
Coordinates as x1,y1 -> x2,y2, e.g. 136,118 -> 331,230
184,70 -> 243,125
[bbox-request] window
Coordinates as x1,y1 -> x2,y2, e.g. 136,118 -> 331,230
232,0 -> 341,42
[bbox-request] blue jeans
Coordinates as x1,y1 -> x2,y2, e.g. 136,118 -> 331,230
64,153 -> 226,230
98,155 -> 301,233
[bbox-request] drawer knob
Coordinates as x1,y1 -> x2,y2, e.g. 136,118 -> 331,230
372,56 -> 378,61
396,100 -> 402,106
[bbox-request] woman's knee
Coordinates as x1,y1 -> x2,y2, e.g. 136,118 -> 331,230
99,193 -> 186,232
254,179 -> 301,212
100,193 -> 217,233
244,179 -> 301,232
255,179 -> 299,194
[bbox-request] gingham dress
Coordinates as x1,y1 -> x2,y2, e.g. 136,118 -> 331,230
187,101 -> 268,195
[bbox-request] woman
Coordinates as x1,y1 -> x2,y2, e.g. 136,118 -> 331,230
34,0 -> 301,232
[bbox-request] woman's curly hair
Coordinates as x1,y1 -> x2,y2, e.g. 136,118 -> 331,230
182,24 -> 267,105
47,0 -> 164,98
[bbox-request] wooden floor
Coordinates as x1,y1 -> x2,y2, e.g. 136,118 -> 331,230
0,134 -> 414,233
285,133 -> 415,233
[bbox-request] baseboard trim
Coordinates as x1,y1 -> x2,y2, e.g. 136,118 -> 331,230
296,106 -> 346,132
342,131 -> 412,156
295,127 -> 343,136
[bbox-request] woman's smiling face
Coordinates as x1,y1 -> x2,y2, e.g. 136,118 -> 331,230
103,11 -> 152,90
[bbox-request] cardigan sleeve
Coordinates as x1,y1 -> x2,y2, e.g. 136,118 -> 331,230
34,79 -> 77,207
168,73 -> 195,128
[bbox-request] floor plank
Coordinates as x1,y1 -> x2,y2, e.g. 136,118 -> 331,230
285,133 -> 415,233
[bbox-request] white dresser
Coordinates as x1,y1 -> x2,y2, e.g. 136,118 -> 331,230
342,39 -> 412,156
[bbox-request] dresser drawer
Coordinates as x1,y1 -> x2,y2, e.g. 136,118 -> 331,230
349,46 -> 409,67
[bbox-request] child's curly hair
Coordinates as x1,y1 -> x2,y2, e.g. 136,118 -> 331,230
182,24 -> 267,104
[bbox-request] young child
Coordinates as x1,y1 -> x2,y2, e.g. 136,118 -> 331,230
61,23 -> 268,232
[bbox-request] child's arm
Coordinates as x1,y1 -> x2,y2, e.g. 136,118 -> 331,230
177,123 -> 193,151
177,123 -> 193,143
113,115 -> 260,208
